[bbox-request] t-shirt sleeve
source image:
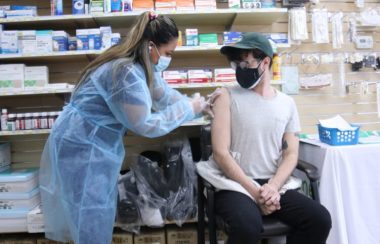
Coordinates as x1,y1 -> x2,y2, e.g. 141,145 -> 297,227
286,98 -> 301,133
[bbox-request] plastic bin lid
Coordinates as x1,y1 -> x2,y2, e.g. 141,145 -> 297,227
0,187 -> 39,200
0,167 -> 39,182
0,209 -> 29,218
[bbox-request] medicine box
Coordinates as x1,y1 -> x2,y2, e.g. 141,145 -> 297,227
52,31 -> 68,51
0,167 -> 39,193
76,29 -> 89,50
90,0 -> 105,13
0,64 -> 25,89
214,68 -> 236,83
188,69 -> 213,83
0,142 -> 10,172
199,33 -> 218,47
176,0 -> 194,11
5,9 -> 37,17
18,30 -> 37,54
88,28 -> 101,50
186,29 -> 198,46
111,33 -> 121,46
24,66 -> 49,88
0,209 -> 28,233
223,32 -> 242,45
0,187 -> 40,210
163,70 -> 188,84
155,0 -> 176,11
195,0 -> 217,10
36,30 -> 53,53
1,30 -> 19,54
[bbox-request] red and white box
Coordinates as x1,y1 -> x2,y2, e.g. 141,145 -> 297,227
188,69 -> 213,83
163,70 -> 188,84
214,68 -> 236,83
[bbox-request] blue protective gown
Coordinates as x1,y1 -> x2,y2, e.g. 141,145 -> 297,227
39,58 -> 196,244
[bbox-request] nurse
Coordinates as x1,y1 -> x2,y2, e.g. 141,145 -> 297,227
39,11 -> 215,244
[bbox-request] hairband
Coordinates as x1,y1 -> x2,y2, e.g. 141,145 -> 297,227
149,11 -> 158,20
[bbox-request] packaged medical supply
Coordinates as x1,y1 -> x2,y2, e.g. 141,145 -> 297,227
76,29 -> 89,50
36,30 -> 53,53
73,0 -> 85,14
24,66 -> 49,88
163,70 -> 188,84
52,31 -> 68,51
18,30 -> 37,54
0,64 -> 25,89
188,69 -> 213,83
186,29 -> 198,46
223,32 -> 242,45
199,33 -> 218,47
88,28 -> 101,50
214,68 -> 236,83
1,31 -> 18,54
0,167 -> 39,193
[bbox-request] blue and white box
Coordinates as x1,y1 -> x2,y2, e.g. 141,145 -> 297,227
5,9 -> 37,17
68,36 -> 77,50
36,30 -> 53,53
111,33 -> 121,46
1,31 -> 18,54
0,188 -> 40,210
0,167 -> 39,193
76,29 -> 89,50
18,30 -> 37,54
223,32 -> 242,45
73,0 -> 85,14
100,26 -> 112,49
52,31 -> 68,51
0,209 -> 29,233
88,28 -> 101,50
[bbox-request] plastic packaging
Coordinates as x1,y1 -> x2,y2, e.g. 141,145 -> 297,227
117,138 -> 197,233
272,54 -> 281,80
1,109 -> 8,131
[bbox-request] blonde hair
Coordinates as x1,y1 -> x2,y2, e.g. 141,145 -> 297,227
74,11 -> 178,93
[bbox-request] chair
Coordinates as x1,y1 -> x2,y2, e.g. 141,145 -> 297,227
197,125 -> 321,244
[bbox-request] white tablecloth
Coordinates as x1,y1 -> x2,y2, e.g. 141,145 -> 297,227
299,141 -> 380,244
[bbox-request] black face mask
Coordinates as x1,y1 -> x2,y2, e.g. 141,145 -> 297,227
235,65 -> 264,89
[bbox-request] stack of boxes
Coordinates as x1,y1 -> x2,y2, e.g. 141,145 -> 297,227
0,64 -> 48,90
0,167 -> 41,233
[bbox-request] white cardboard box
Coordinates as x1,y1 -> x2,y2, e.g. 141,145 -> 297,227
0,64 -> 25,89
0,209 -> 28,233
0,167 -> 39,193
0,187 -> 40,210
24,66 -> 49,88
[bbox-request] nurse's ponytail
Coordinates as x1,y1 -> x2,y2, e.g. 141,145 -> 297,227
74,11 -> 178,92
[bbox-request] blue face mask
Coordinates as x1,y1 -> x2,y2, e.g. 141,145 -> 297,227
153,44 -> 172,72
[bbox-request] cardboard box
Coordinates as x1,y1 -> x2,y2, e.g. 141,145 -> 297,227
0,64 -> 25,89
27,204 -> 44,233
0,142 -> 11,171
112,233 -> 133,244
205,230 -> 228,244
166,227 -> 197,244
1,31 -> 19,54
36,238 -> 62,244
134,229 -> 166,244
163,70 -> 188,84
24,66 -> 49,88
188,69 -> 212,83
18,30 -> 37,54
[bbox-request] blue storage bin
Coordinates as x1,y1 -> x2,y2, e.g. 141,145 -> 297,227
318,124 -> 360,146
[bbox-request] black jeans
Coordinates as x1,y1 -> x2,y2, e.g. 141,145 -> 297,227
215,182 -> 331,244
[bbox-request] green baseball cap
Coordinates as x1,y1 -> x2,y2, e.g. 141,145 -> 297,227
220,32 -> 274,59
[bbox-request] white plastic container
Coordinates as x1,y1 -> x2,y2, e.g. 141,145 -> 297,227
0,168 -> 39,193
0,209 -> 28,233
0,188 -> 40,210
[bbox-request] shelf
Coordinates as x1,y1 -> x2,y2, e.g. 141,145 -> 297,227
0,129 -> 51,136
0,9 -> 288,29
0,120 -> 209,136
0,87 -> 72,97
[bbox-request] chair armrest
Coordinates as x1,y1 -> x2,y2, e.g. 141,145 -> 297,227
296,159 -> 320,182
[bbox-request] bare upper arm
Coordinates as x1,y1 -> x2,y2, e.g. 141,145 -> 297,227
211,87 -> 231,156
282,132 -> 299,157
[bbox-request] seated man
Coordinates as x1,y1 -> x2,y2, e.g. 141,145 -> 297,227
197,32 -> 331,244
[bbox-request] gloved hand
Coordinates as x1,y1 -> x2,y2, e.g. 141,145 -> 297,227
190,93 -> 207,115
203,88 -> 222,118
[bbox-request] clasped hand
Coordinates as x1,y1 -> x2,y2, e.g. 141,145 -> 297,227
258,183 -> 281,215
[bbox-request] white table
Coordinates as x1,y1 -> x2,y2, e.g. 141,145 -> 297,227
299,141 -> 380,244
